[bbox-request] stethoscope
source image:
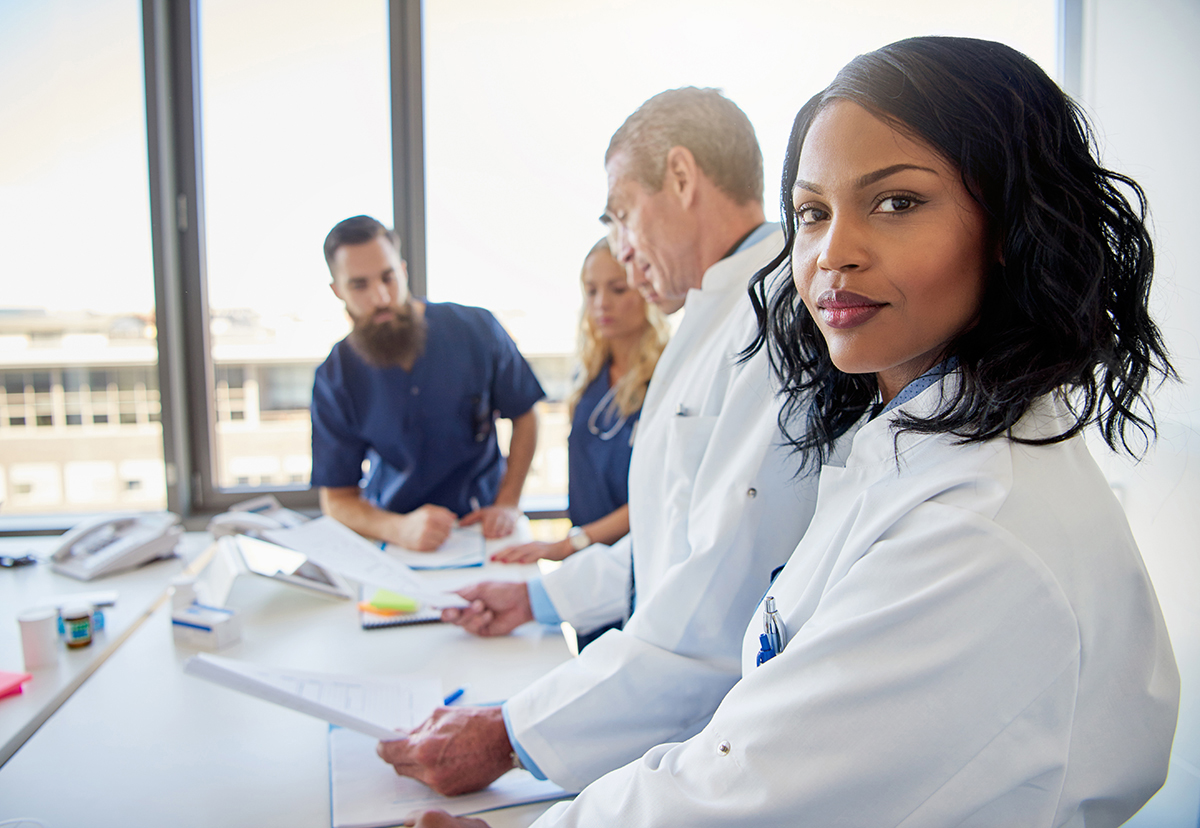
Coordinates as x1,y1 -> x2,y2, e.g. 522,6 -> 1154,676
587,384 -> 635,447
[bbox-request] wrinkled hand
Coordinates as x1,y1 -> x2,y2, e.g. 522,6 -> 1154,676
394,504 -> 457,551
459,504 -> 520,539
377,706 -> 514,797
490,539 -> 572,564
403,809 -> 490,828
440,581 -> 534,637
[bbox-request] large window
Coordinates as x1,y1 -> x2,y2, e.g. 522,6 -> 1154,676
197,0 -> 393,495
0,0 -> 164,515
0,0 -> 1060,522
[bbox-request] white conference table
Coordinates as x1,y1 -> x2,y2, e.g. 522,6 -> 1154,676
0,533 -> 573,828
0,533 -> 203,767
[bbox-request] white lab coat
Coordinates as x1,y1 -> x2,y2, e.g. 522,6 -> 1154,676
534,382 -> 1178,827
507,227 -> 824,792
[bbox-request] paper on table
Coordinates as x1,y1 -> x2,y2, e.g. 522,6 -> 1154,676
262,516 -> 468,608
330,727 -> 572,827
386,525 -> 485,570
386,516 -> 535,569
183,653 -> 441,741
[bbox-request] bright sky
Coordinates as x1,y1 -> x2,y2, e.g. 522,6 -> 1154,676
0,0 -> 1056,356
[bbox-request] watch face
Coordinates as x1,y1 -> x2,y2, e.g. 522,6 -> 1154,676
568,528 -> 590,551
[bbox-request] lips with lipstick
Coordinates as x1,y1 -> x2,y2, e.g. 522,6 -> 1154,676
814,289 -> 887,329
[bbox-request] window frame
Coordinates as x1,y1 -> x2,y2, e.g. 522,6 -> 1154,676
141,0 -> 426,517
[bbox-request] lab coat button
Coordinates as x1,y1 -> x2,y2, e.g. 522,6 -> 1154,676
717,740 -> 731,756
747,488 -> 757,498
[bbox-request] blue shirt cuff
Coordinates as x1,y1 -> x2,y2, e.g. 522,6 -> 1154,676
527,577 -> 562,626
501,702 -> 547,780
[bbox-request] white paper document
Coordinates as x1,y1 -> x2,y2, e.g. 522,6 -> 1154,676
386,525 -> 486,569
262,516 -> 468,608
183,653 -> 442,741
385,517 -> 533,570
330,727 -> 572,828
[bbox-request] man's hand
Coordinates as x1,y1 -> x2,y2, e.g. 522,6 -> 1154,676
403,809 -> 490,828
377,706 -> 514,797
490,539 -> 573,564
395,504 -> 457,551
441,581 -> 533,637
459,504 -> 520,539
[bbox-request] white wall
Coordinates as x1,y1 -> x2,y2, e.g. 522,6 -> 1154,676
1084,0 -> 1200,428
1081,2 -> 1200,825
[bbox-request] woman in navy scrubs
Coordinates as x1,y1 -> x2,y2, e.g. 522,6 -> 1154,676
492,239 -> 668,563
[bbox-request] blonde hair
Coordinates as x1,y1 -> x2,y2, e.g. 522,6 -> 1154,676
568,238 -> 669,420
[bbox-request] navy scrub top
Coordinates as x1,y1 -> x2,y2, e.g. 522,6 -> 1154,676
310,302 -> 545,517
567,363 -> 640,527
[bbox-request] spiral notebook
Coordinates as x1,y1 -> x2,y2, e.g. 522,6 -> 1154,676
358,585 -> 443,630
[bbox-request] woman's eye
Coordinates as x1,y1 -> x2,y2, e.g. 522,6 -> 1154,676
877,195 -> 919,213
796,205 -> 829,225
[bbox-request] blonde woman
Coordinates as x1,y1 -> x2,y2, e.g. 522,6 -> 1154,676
492,238 -> 668,564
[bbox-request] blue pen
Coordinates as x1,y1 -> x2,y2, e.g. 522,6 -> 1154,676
756,634 -> 775,666
443,687 -> 466,706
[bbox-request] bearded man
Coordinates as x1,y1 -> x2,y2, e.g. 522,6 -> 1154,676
310,215 -> 544,551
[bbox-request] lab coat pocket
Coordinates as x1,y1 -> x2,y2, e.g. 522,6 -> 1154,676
662,415 -> 718,554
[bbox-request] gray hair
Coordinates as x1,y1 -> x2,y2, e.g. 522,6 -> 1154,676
605,87 -> 763,205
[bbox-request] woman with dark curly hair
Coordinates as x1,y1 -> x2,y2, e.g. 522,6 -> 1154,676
405,36 -> 1179,828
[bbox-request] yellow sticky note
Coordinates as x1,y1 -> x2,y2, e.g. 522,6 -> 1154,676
367,589 -> 419,613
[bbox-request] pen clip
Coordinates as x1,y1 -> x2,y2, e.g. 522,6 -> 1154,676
762,596 -> 787,658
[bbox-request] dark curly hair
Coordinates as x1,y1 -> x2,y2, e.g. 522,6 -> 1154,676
746,36 -> 1174,467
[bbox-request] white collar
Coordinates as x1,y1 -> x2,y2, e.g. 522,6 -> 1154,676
697,223 -> 783,295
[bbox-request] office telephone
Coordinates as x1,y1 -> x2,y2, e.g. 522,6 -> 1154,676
207,509 -> 288,537
205,494 -> 307,538
51,512 -> 183,581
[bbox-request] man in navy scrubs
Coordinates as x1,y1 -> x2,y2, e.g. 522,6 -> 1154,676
310,215 -> 544,551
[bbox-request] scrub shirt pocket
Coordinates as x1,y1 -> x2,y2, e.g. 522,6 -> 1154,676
452,393 -> 492,444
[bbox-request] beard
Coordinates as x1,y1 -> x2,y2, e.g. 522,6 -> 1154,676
347,304 -> 428,369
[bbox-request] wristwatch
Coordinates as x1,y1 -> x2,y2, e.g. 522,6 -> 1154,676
566,526 -> 592,552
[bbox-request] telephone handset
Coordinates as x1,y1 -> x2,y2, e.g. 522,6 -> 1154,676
207,510 -> 287,537
206,494 -> 307,538
51,512 -> 183,581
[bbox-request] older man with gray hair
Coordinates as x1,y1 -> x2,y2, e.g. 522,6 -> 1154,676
377,87 -> 820,797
